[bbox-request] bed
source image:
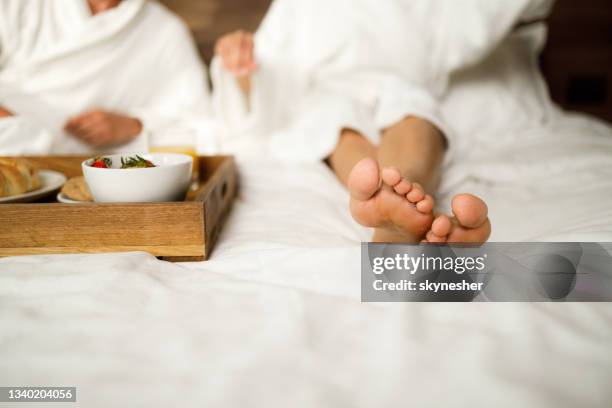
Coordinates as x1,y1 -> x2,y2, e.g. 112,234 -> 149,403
1,123 -> 612,407
1,8 -> 612,408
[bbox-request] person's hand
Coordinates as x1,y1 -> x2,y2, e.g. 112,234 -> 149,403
214,30 -> 257,77
64,110 -> 142,148
87,0 -> 122,15
0,106 -> 14,118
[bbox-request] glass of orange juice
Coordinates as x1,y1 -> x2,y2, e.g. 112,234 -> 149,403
150,128 -> 200,190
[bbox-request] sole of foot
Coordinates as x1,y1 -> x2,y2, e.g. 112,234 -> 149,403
348,158 -> 434,243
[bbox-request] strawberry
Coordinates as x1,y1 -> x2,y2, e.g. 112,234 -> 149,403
90,157 -> 112,168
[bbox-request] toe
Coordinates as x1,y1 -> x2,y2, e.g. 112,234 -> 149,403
426,230 -> 446,243
446,218 -> 491,243
416,194 -> 434,214
393,179 -> 412,195
406,182 -> 424,203
348,158 -> 380,201
381,166 -> 402,187
431,214 -> 452,237
451,193 -> 488,228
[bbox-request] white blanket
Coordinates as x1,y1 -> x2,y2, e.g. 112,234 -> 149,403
1,115 -> 612,406
0,0 -> 210,155
3,252 -> 612,408
1,147 -> 612,406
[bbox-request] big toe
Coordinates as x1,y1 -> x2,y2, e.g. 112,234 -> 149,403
451,193 -> 488,228
348,158 -> 380,201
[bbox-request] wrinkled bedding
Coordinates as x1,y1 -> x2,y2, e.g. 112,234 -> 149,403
2,115 -> 612,406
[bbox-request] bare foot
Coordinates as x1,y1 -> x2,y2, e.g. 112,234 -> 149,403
348,158 -> 434,242
424,194 -> 491,244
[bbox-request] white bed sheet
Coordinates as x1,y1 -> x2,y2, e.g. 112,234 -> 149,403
1,113 -> 612,407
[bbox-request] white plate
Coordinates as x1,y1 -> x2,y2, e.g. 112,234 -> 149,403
0,170 -> 67,204
56,192 -> 86,204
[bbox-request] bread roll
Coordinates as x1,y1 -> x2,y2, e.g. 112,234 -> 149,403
0,158 -> 41,198
60,176 -> 92,202
0,170 -> 8,197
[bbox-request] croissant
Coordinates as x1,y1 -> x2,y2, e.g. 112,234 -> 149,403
0,158 -> 41,198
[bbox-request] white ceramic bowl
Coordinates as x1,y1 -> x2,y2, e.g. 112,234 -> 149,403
82,153 -> 193,202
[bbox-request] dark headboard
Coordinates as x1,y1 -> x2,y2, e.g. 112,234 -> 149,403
158,0 -> 271,63
541,0 -> 612,123
159,0 -> 612,124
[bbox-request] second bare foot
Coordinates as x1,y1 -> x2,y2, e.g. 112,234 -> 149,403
424,194 -> 491,244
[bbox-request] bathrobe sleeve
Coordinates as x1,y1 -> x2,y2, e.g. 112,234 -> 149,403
212,54 -> 379,162
210,0 -> 297,135
125,10 -> 211,149
263,0 -> 454,157
0,2 -> 7,61
369,0 -> 556,165
212,0 -> 452,163
267,84 -> 379,163
0,5 -> 7,80
0,16 -> 3,66
0,5 -> 53,155
320,0 -> 453,155
212,0 -> 383,162
0,117 -> 56,155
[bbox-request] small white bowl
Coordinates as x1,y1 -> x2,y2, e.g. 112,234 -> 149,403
82,153 -> 193,202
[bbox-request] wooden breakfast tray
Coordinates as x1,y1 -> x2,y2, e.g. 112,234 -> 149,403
0,155 -> 237,261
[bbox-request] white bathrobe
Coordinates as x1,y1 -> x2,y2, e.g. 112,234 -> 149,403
0,0 -> 210,155
211,0 -> 554,163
